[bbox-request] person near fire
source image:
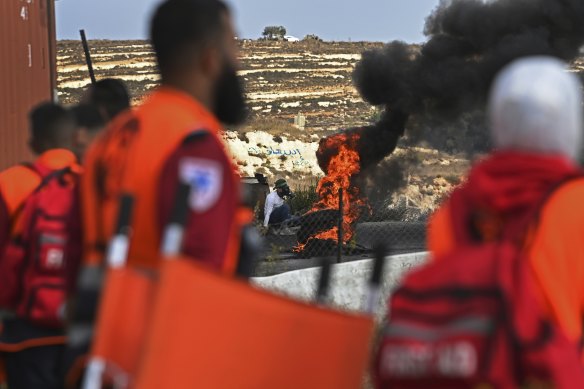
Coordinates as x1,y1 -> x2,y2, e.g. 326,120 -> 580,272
263,178 -> 297,232
81,0 -> 248,272
427,56 -> 584,345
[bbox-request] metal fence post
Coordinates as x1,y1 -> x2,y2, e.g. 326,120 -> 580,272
79,29 -> 96,84
337,188 -> 343,263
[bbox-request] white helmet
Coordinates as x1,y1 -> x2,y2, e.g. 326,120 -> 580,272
489,56 -> 583,161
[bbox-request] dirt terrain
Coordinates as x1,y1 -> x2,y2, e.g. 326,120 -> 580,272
56,40 -> 483,212
57,40 -> 383,129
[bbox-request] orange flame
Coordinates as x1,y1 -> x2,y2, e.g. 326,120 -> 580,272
295,132 -> 369,252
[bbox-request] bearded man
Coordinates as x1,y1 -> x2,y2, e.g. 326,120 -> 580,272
81,0 -> 247,271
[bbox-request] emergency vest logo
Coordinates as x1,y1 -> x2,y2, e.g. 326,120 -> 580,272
179,157 -> 223,213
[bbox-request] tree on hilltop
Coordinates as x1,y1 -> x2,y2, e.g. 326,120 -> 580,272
303,34 -> 323,42
262,26 -> 286,40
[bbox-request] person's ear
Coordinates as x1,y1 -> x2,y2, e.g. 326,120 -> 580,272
75,128 -> 87,148
98,107 -> 110,122
200,45 -> 223,80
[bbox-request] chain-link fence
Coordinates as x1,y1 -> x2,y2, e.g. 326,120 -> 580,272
257,188 -> 429,263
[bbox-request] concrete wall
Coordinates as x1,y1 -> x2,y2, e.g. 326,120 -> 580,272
252,252 -> 429,321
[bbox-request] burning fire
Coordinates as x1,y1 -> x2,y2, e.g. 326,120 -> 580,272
295,131 -> 369,252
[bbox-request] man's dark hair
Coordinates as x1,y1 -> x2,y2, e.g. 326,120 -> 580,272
86,78 -> 130,120
29,102 -> 75,148
71,104 -> 106,132
150,0 -> 229,80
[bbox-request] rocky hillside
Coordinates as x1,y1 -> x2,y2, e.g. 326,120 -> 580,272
56,40 -> 480,211
57,40 -> 382,129
56,40 -> 386,178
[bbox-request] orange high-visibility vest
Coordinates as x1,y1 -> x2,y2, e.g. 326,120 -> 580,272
82,87 -> 240,271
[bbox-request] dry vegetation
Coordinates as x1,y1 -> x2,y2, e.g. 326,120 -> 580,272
55,39 -> 472,212
57,39 -> 381,131
63,40 -> 584,213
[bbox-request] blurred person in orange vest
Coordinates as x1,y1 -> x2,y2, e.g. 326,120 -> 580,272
0,102 -> 81,389
427,56 -> 584,345
0,102 -> 78,251
81,0 -> 247,272
81,78 -> 131,124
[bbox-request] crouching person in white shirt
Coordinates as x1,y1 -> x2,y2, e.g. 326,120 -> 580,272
263,179 -> 298,234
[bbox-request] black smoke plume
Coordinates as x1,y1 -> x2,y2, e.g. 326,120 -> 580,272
317,109 -> 408,173
340,0 -> 584,168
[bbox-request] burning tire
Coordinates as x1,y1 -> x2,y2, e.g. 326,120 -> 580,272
296,209 -> 339,245
297,239 -> 337,259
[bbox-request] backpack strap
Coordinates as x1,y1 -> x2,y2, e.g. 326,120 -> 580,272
32,167 -> 73,194
17,161 -> 69,183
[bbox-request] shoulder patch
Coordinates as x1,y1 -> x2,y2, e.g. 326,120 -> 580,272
179,157 -> 223,213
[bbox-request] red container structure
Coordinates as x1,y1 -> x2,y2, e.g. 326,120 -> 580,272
0,0 -> 57,170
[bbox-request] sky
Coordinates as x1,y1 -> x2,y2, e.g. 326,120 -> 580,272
55,0 -> 441,43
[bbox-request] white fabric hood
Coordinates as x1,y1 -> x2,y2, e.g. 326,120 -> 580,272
489,56 -> 583,161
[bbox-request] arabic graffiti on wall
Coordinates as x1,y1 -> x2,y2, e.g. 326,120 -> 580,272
248,146 -> 311,167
